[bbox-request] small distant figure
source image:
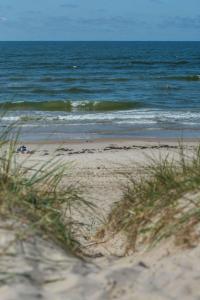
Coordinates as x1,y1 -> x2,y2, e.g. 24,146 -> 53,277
17,145 -> 28,154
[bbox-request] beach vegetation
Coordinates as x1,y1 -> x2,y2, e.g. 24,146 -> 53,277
105,145 -> 200,252
0,125 -> 93,254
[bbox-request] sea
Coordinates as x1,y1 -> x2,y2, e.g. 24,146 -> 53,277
0,41 -> 200,141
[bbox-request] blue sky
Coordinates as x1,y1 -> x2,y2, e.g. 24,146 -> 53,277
0,0 -> 199,41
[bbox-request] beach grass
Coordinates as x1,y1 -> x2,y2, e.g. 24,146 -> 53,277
2,122 -> 200,257
106,145 -> 200,252
0,125 -> 93,254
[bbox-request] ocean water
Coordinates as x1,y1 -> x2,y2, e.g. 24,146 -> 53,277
0,41 -> 200,141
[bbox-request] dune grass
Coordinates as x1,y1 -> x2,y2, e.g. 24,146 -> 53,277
0,126 -> 93,254
106,145 -> 200,252
2,123 -> 200,256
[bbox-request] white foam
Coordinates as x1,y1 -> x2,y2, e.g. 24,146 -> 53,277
2,109 -> 200,127
2,116 -> 20,121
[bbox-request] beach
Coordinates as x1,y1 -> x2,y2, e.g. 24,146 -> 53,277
1,137 -> 200,299
1,40 -> 200,299
19,138 -> 192,214
16,138 -> 199,252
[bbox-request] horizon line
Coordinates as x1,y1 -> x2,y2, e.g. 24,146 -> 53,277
0,40 -> 200,42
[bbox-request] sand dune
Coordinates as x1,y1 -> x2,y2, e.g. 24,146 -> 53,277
1,139 -> 200,300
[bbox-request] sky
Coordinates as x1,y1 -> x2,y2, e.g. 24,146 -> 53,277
0,0 -> 199,41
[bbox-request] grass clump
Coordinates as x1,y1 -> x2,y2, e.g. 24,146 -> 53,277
0,127 -> 93,253
107,145 -> 200,252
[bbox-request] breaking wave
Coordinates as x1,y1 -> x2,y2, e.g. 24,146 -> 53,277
0,100 -> 143,112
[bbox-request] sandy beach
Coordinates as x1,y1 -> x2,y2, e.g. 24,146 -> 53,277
19,138 -> 195,219
1,137 -> 200,300
17,137 -> 199,252
1,7 -> 200,298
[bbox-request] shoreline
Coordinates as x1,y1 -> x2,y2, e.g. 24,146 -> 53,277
21,136 -> 200,146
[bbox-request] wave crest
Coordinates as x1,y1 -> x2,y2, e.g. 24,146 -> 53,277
0,100 -> 142,112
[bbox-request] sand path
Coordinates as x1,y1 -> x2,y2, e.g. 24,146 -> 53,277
1,139 -> 199,300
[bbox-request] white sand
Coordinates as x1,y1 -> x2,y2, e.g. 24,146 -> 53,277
1,138 -> 200,300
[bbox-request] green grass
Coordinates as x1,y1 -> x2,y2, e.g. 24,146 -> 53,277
0,126 -> 93,254
105,145 -> 200,252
